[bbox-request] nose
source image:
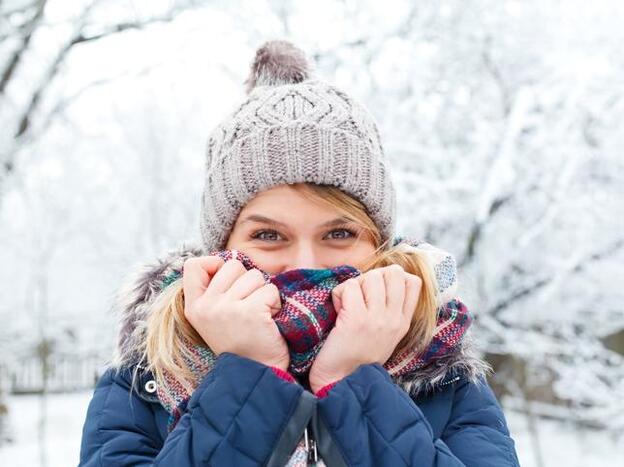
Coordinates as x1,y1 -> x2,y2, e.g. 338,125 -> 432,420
285,243 -> 324,271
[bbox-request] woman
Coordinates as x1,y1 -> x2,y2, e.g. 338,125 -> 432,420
79,40 -> 520,466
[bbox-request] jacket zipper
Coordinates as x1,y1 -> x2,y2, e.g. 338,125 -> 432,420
438,375 -> 461,387
304,423 -> 318,463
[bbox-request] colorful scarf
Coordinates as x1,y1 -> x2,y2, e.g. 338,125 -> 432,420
154,244 -> 472,464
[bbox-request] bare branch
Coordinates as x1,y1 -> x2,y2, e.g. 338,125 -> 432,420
0,0 -> 47,95
487,238 -> 624,319
12,7 -> 190,138
69,8 -> 189,46
2,1 -> 200,183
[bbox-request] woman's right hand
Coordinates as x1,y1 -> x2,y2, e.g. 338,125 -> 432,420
182,256 -> 290,371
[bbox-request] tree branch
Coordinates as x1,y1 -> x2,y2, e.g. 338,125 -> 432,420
0,0 -> 47,95
3,1 -> 199,181
487,238 -> 624,319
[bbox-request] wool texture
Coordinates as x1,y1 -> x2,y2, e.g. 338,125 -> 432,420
155,246 -> 472,437
107,235 -> 493,465
200,40 -> 397,254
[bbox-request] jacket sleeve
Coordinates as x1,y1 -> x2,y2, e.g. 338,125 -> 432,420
314,363 -> 520,467
78,352 -> 315,467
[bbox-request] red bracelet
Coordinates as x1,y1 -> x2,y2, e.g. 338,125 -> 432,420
270,366 -> 297,383
314,381 -> 339,398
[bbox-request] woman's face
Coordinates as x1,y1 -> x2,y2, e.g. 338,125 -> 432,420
225,184 -> 377,275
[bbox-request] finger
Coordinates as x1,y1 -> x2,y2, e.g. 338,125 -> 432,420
383,265 -> 406,313
361,269 -> 385,312
224,268 -> 267,301
204,259 -> 248,297
243,283 -> 282,316
338,279 -> 367,314
331,287 -> 343,314
331,278 -> 354,312
183,255 -> 225,305
402,273 -> 422,320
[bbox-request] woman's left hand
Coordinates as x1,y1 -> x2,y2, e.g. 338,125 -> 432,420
308,264 -> 422,394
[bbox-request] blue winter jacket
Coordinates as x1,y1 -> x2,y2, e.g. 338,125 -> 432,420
78,242 -> 520,466
78,351 -> 520,466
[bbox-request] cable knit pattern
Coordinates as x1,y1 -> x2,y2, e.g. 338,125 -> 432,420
199,40 -> 396,253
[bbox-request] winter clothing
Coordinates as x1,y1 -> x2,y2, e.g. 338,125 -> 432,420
200,40 -> 396,253
154,240 -> 474,466
79,38 -> 520,467
159,237 -> 463,378
78,238 -> 521,466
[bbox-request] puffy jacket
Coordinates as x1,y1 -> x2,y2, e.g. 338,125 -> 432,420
79,351 -> 519,466
78,242 -> 520,466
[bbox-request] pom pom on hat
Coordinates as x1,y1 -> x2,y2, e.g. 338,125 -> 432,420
200,39 -> 397,254
244,40 -> 312,94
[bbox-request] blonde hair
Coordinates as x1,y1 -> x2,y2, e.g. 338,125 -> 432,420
141,183 -> 440,389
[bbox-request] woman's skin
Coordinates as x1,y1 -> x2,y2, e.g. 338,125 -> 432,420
224,184 -> 378,274
183,184 -> 422,393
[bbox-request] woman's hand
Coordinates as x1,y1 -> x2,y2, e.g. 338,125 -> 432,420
308,264 -> 422,393
182,256 -> 290,371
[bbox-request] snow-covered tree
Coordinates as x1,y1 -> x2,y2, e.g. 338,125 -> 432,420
1,0 -> 622,458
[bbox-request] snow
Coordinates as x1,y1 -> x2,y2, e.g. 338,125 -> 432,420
0,392 -> 92,466
2,0 -> 624,464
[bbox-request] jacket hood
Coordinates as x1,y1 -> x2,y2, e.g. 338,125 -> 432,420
108,240 -> 492,398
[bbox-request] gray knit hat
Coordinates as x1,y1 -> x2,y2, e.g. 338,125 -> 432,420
199,39 -> 397,253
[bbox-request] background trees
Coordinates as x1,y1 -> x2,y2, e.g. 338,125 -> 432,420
1,0 -> 622,464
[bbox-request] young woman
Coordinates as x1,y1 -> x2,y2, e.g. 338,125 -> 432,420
78,41 -> 520,466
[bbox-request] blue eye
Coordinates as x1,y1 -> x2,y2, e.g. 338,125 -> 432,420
251,230 -> 282,241
327,229 -> 357,239
250,228 -> 358,242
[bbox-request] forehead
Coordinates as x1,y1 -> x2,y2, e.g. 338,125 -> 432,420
238,213 -> 353,229
241,185 -> 332,213
246,184 -> 305,202
236,186 -> 353,228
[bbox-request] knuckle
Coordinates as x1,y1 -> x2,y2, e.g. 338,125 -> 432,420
229,258 -> 245,269
248,268 -> 266,282
182,257 -> 197,272
363,269 -> 381,283
387,264 -> 405,274
263,282 -> 279,296
406,273 -> 422,287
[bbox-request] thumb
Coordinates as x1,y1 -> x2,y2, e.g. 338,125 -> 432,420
331,286 -> 344,314
184,255 -> 225,304
255,283 -> 282,317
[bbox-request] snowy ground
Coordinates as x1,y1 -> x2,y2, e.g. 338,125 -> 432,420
0,391 -> 621,466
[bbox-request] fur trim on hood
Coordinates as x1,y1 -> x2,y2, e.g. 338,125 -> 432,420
108,240 -> 492,398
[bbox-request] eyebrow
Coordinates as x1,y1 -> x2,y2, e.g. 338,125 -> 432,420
239,214 -> 356,229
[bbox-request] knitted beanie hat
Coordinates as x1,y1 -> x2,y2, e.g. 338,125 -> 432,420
199,39 -> 397,253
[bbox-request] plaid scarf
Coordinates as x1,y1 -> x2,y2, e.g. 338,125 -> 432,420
154,247 -> 472,464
